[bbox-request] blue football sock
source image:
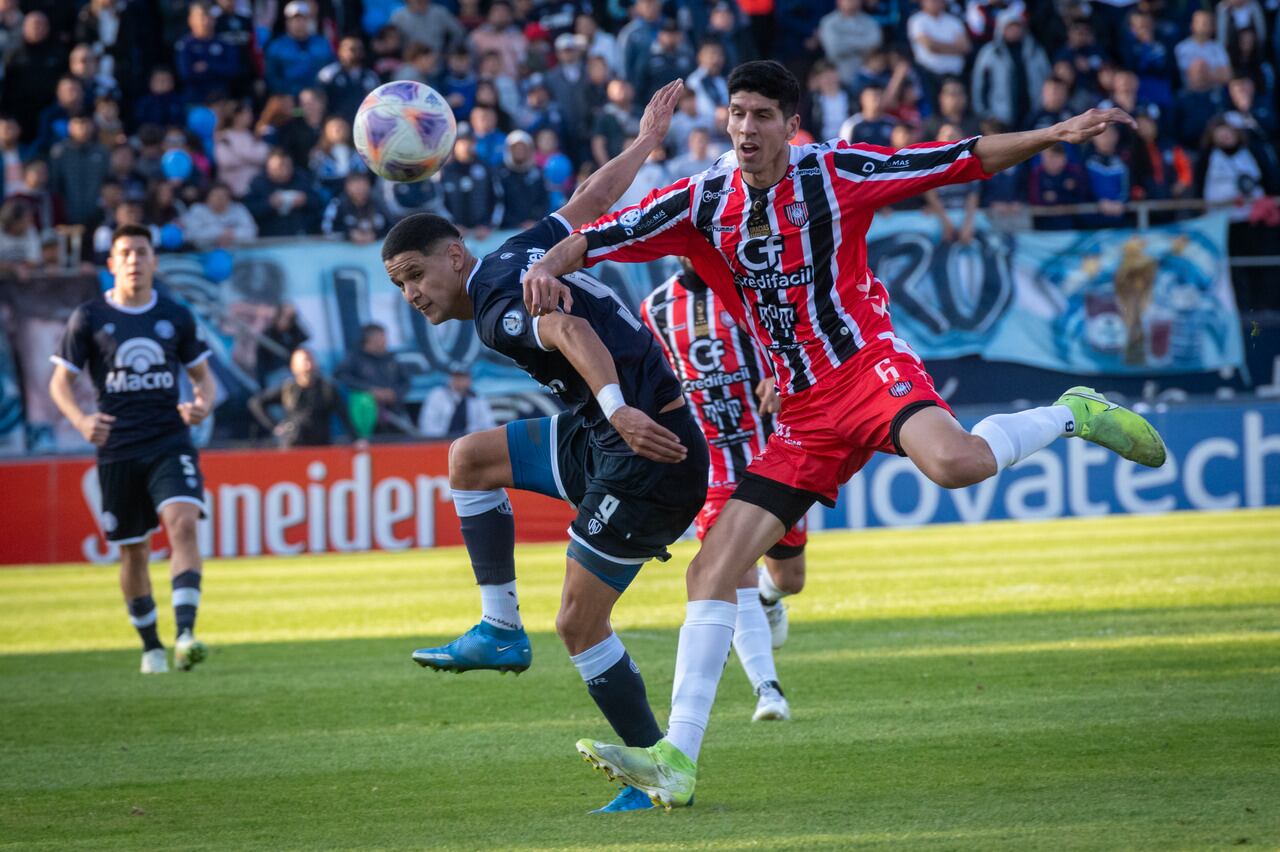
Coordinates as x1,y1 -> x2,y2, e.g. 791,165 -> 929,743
573,634 -> 663,748
172,570 -> 201,637
127,595 -> 163,651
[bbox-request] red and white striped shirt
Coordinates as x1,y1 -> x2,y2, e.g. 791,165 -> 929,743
641,274 -> 771,488
578,137 -> 991,396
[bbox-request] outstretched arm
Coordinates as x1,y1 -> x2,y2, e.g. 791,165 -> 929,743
974,108 -> 1136,174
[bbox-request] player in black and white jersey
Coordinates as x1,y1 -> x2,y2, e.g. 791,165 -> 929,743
385,82 -> 708,813
49,225 -> 216,675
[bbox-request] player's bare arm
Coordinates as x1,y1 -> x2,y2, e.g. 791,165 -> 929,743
48,364 -> 114,446
755,376 -> 780,416
974,108 -> 1137,174
178,360 -> 216,426
522,80 -> 684,317
533,311 -> 687,464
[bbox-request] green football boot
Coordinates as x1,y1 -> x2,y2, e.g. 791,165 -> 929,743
1056,386 -> 1167,468
576,738 -> 697,811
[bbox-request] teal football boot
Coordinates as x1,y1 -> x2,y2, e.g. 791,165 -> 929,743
411,621 -> 531,674
589,785 -> 655,814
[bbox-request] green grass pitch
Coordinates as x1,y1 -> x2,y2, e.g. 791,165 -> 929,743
2,509 -> 1278,850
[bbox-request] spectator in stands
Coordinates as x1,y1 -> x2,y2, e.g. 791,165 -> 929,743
592,79 -> 640,167
469,105 -> 505,168
215,102 -> 270,197
211,0 -> 256,97
13,159 -> 65,236
106,143 -> 145,200
132,67 -> 185,132
418,367 -> 496,440
175,2 -> 239,105
134,125 -> 165,183
183,182 -> 257,248
497,131 -> 548,229
637,19 -> 695,103
265,1 -> 333,97
0,197 -> 41,270
819,0 -> 883,88
1130,113 -> 1194,207
317,35 -> 381,124
882,50 -> 926,126
0,0 -> 23,63
925,123 -> 981,243
1028,76 -> 1074,132
244,148 -> 323,237
256,302 -> 310,387
669,126 -> 718,176
250,347 -> 361,448
667,87 -> 710,151
321,171 -> 389,244
839,84 -> 896,147
517,75 -> 567,145
977,118 -> 1027,215
309,115 -> 359,197
907,0 -> 970,103
279,88 -> 327,170
615,139 -> 670,211
68,43 -> 119,104
1216,0 -> 1266,53
1028,142 -> 1090,230
806,60 -> 854,142
686,40 -> 730,126
33,77 -> 86,156
1054,21 -> 1106,94
335,323 -> 410,433
973,12 -> 1050,128
372,24 -> 406,79
924,76 -> 978,138
1176,10 -> 1232,88
1198,118 -> 1265,221
439,125 -> 502,235
1122,11 -> 1177,109
393,43 -> 441,86
379,173 -> 445,220
543,35 -> 589,150
145,179 -> 187,229
392,0 -> 466,58
1101,70 -> 1165,140
1083,124 -> 1132,226
1225,26 -> 1274,97
1,12 -> 66,145
470,1 -> 526,80
49,115 -> 108,227
1226,75 -> 1279,138
441,46 -> 478,120
476,51 -> 520,121
575,12 -> 617,73
1174,60 -> 1229,150
618,0 -> 663,84
0,116 -> 21,198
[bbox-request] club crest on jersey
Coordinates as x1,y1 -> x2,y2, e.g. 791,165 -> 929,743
784,201 -> 808,227
502,309 -> 525,336
154,319 -> 175,339
889,380 -> 913,398
587,518 -> 603,536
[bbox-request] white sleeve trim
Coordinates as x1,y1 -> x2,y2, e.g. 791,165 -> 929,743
184,350 -> 212,369
531,315 -> 554,351
50,355 -> 82,374
549,211 -> 572,236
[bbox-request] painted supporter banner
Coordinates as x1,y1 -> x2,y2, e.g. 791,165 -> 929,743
0,442 -> 573,566
0,400 -> 1275,565
0,213 -> 1245,456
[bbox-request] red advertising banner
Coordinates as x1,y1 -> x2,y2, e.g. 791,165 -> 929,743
0,443 -> 574,565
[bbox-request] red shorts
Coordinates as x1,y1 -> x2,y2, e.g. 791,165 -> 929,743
745,335 -> 952,506
696,484 -> 809,551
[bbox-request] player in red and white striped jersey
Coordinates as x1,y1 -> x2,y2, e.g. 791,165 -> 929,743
527,61 -> 1168,808
641,258 -> 806,721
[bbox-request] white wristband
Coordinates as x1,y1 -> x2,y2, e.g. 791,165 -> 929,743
596,383 -> 626,420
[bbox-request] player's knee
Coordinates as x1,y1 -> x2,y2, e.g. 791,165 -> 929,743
777,568 -> 805,595
918,437 -> 990,489
554,604 -> 603,654
448,434 -> 493,490
164,510 -> 199,545
119,542 -> 149,571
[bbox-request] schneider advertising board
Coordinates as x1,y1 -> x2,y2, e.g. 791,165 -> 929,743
0,401 -> 1275,565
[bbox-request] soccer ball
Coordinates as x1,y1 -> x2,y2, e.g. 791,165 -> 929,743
354,81 -> 457,183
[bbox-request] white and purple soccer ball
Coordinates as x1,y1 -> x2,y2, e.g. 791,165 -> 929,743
354,81 -> 457,183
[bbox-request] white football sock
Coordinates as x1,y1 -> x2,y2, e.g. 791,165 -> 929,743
479,580 -> 523,631
732,588 -> 777,691
972,405 -> 1074,473
757,564 -> 788,605
665,599 -> 736,763
570,632 -> 625,681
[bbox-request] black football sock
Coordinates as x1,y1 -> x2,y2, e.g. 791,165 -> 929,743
128,595 -> 163,651
172,569 -> 201,637
573,634 -> 663,748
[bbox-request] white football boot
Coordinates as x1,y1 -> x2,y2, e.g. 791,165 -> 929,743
141,648 -> 169,674
174,630 -> 207,671
752,681 -> 791,721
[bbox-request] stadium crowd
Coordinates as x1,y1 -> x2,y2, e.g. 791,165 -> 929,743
1,0 -> 1279,293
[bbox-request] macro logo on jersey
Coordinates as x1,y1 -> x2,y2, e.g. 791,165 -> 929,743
106,338 -> 174,393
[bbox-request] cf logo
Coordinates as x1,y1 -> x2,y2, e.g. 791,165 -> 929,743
688,338 -> 725,373
737,235 -> 784,272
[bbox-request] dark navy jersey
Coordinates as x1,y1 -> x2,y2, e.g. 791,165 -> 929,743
53,289 -> 209,462
470,213 -> 682,454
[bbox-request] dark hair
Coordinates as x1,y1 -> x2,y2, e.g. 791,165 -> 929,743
111,223 -> 153,248
381,213 -> 461,261
360,323 -> 386,344
727,60 -> 800,118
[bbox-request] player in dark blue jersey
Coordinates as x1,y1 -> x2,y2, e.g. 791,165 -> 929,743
48,225 -> 217,675
384,82 -> 708,813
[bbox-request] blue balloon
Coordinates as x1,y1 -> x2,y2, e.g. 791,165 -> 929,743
98,268 -> 114,291
544,153 -> 572,186
161,149 -> 193,182
187,106 -> 217,137
53,119 -> 68,140
160,223 -> 184,250
202,249 -> 234,281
